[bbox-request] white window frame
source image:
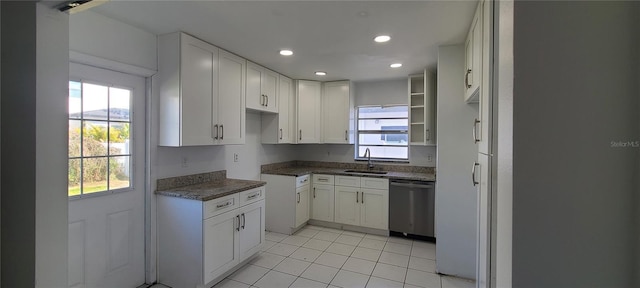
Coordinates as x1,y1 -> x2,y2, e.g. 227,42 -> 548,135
354,104 -> 410,162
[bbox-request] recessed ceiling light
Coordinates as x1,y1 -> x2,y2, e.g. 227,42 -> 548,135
279,50 -> 293,56
390,63 -> 403,68
315,71 -> 327,76
374,35 -> 391,43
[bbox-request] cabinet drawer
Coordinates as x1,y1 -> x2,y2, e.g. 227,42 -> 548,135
361,177 -> 389,190
203,194 -> 239,219
296,175 -> 311,187
239,187 -> 265,206
313,174 -> 334,185
335,176 -> 361,188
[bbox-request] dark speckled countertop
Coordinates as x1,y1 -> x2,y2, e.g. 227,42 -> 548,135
155,170 -> 266,201
261,161 -> 436,182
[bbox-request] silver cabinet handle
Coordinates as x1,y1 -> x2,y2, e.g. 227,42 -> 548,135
220,124 -> 224,140
465,69 -> 472,88
261,94 -> 265,106
297,192 -> 300,203
361,192 -> 364,204
473,119 -> 480,143
213,124 -> 219,140
241,213 -> 246,230
299,130 -> 302,141
279,128 -> 283,140
236,215 -> 240,231
345,130 -> 348,141
318,177 -> 328,182
356,191 -> 359,203
266,95 -> 269,107
216,201 -> 231,209
247,192 -> 259,200
472,162 -> 480,186
426,129 -> 430,141
313,187 -> 316,198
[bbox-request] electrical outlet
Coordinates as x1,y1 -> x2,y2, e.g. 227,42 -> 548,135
233,153 -> 239,162
427,154 -> 433,162
181,157 -> 188,168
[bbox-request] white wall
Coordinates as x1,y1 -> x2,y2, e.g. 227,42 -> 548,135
1,2 -> 69,287
434,45 -> 478,279
512,2 -> 638,287
70,10 -> 157,72
354,78 -> 407,106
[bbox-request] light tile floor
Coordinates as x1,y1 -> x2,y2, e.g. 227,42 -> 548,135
150,225 -> 474,288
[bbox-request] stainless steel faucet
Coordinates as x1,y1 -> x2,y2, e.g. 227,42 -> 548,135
363,148 -> 374,169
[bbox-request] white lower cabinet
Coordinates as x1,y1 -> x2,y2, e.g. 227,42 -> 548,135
334,176 -> 389,230
158,187 -> 265,288
311,174 -> 336,222
262,174 -> 310,234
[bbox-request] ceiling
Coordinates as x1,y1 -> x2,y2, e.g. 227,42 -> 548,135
92,1 -> 477,82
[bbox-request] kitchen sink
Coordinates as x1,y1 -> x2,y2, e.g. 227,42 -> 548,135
343,170 -> 388,175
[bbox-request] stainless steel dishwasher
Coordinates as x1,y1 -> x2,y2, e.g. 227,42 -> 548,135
389,180 -> 435,239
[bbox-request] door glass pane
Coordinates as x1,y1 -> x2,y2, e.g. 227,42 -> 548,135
358,146 -> 408,159
69,120 -> 82,157
69,81 -> 82,119
83,121 -> 109,156
109,156 -> 130,190
109,122 -> 130,156
82,83 -> 108,120
109,87 -> 131,121
82,157 -> 108,194
68,159 -> 81,196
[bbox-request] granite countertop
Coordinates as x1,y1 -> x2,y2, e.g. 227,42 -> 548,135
262,166 -> 436,182
155,171 -> 266,201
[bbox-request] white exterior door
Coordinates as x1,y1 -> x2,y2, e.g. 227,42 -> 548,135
68,63 -> 146,288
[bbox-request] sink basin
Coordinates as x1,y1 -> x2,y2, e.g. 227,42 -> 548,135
344,170 -> 388,175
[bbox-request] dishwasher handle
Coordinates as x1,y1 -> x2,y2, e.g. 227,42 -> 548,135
390,180 -> 434,189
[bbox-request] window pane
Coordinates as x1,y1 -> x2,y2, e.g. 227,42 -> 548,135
82,157 -> 108,194
358,106 -> 408,119
358,146 -> 408,159
68,159 -> 81,196
358,119 -> 408,131
109,87 -> 131,121
110,156 -> 130,190
82,83 -> 108,120
109,122 -> 130,156
69,81 -> 82,119
83,121 -> 109,156
69,120 -> 82,157
359,133 -> 408,145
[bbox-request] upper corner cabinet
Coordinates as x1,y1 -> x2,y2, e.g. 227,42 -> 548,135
464,0 -> 483,103
409,70 -> 436,145
246,61 -> 279,113
296,80 -> 322,143
157,32 -> 245,146
322,81 -> 354,144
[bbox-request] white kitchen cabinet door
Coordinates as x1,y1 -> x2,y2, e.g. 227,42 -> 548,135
158,32 -> 218,146
296,80 -> 322,143
261,75 -> 294,144
238,200 -> 265,260
334,186 -> 360,226
295,185 -> 310,228
464,1 -> 482,103
360,188 -> 389,230
217,49 -> 246,145
311,184 -> 335,222
203,209 -> 239,285
476,153 -> 490,288
322,81 -> 352,144
246,62 -> 279,113
478,0 -> 492,155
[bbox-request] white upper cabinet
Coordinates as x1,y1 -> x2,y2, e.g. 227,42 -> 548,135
464,0 -> 483,103
217,50 -> 246,145
322,81 -> 353,144
409,70 -> 437,145
157,32 -> 245,146
262,75 -> 295,144
478,0 -> 491,155
296,80 -> 322,143
246,61 -> 279,113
